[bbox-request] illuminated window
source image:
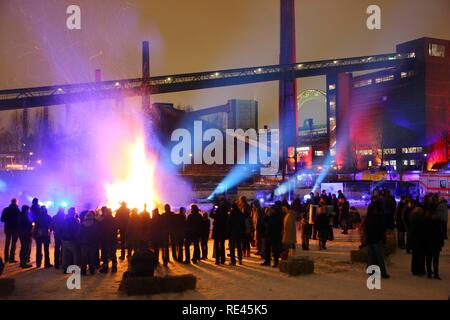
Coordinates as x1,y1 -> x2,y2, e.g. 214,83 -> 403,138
402,147 -> 423,154
328,84 -> 336,90
429,43 -> 445,57
401,70 -> 415,78
356,149 -> 372,156
410,159 -> 416,165
314,150 -> 325,157
354,79 -> 372,88
383,161 -> 389,166
383,148 -> 396,155
368,160 -> 372,167
375,75 -> 394,84
403,160 -> 408,166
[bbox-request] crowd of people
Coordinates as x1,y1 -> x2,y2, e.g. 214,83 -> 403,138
0,189 -> 447,280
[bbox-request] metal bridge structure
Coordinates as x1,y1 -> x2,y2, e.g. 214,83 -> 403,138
0,52 -> 416,111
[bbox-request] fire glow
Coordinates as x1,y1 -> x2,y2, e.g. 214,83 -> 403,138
104,135 -> 160,212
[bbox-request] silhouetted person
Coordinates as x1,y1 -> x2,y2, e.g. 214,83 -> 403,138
410,202 -> 427,276
261,204 -> 283,267
228,203 -> 245,266
17,205 -> 32,268
1,198 -> 20,263
210,201 -> 228,265
126,208 -> 141,257
115,201 -> 130,260
99,207 -> 118,273
364,196 -> 390,279
61,207 -> 80,273
184,205 -> 202,264
139,206 -> 152,246
151,208 -> 163,265
251,200 -> 265,257
34,206 -> 52,268
437,197 -> 448,240
172,207 -> 186,263
281,203 -> 297,257
382,189 -> 397,229
316,201 -> 329,250
424,199 -> 444,279
201,212 -> 210,260
51,207 -> 66,269
160,204 -> 174,266
338,197 -> 350,234
79,211 -> 99,275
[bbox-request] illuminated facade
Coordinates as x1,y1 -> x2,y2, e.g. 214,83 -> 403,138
331,37 -> 450,172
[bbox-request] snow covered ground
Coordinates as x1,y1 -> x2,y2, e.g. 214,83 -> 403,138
1,220 -> 449,300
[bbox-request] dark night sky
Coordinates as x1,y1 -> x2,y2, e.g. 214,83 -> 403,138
0,0 -> 449,129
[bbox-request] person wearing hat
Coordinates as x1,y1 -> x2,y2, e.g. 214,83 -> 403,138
79,211 -> 100,275
184,205 -> 203,264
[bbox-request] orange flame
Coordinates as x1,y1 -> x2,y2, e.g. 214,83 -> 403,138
104,136 -> 160,212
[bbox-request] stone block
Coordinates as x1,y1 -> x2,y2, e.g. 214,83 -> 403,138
0,278 -> 15,297
279,256 -> 314,276
120,274 -> 196,296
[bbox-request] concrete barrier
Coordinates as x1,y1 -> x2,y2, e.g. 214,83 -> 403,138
0,278 -> 15,297
279,256 -> 314,276
119,274 -> 196,296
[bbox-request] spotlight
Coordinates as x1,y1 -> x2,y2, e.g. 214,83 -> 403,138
37,160 -> 42,164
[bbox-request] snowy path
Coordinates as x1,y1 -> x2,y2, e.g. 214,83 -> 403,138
1,225 -> 449,300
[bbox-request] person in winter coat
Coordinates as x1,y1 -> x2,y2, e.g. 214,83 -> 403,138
171,207 -> 186,263
1,198 -> 20,263
382,189 -> 397,229
251,200 -> 265,257
34,206 -> 53,268
410,201 -> 427,276
17,205 -> 33,268
210,201 -> 229,265
61,207 -> 80,272
51,207 -> 66,269
301,201 -> 315,250
79,211 -> 99,275
281,203 -> 297,258
115,202 -> 130,260
403,198 -> 414,253
261,204 -> 283,267
395,197 -> 407,249
201,212 -> 210,260
184,205 -> 203,264
30,198 -> 40,225
126,208 -> 141,258
424,199 -> 444,279
99,206 -> 118,273
139,206 -> 152,246
160,204 -> 174,266
316,202 -> 330,250
338,197 -> 350,234
228,203 -> 245,266
238,196 -> 252,257
436,197 -> 448,240
364,196 -> 390,279
151,208 -> 164,265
